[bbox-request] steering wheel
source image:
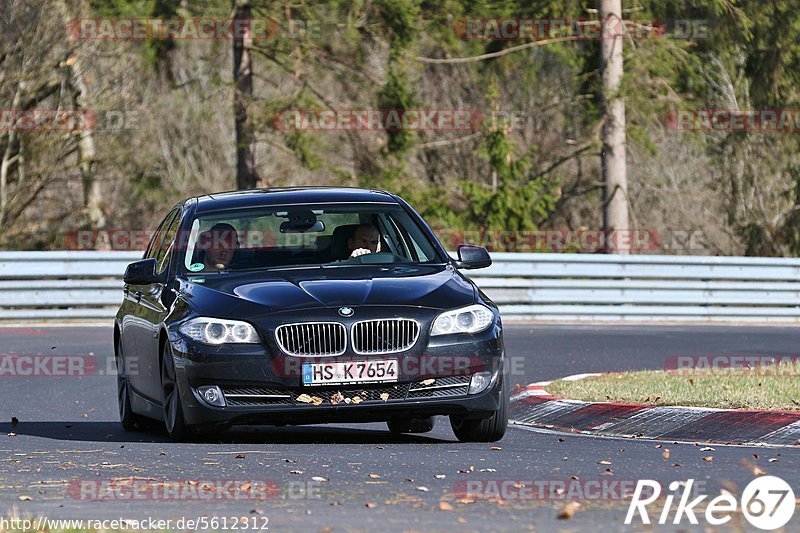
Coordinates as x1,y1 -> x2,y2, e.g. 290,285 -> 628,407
347,252 -> 400,264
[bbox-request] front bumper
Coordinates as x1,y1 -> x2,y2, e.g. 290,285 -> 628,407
167,321 -> 504,428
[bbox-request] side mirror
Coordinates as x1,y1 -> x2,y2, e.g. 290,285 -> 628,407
454,244 -> 492,269
123,258 -> 164,285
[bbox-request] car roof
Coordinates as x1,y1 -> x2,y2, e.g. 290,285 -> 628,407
192,187 -> 399,213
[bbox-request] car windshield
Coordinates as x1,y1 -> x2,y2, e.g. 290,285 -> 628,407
182,204 -> 443,273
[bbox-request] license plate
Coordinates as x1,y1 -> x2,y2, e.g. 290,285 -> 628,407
302,360 -> 398,386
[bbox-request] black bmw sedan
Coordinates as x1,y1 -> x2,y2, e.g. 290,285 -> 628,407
115,187 -> 507,442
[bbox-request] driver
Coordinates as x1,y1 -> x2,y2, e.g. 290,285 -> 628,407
197,223 -> 240,271
348,224 -> 380,258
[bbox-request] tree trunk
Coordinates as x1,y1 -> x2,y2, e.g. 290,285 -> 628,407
69,57 -> 104,227
0,88 -> 22,228
599,0 -> 629,254
58,0 -> 104,228
233,0 -> 259,190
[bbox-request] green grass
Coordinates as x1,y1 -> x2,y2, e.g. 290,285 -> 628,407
547,363 -> 800,411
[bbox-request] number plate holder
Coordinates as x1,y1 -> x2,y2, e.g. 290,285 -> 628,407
302,360 -> 398,386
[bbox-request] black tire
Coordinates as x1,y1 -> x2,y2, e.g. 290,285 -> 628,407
116,336 -> 149,432
160,342 -> 191,441
450,386 -> 508,442
387,416 -> 435,434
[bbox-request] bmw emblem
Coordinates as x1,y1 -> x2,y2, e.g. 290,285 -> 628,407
338,307 -> 354,317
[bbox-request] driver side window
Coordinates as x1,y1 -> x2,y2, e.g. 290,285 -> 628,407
145,209 -> 178,261
155,210 -> 182,274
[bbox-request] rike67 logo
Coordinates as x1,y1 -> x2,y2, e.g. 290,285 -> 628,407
626,476 -> 795,530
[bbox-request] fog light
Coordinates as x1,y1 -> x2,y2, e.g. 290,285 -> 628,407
198,385 -> 225,407
468,371 -> 493,395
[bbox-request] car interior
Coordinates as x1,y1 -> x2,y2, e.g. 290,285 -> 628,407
188,212 -> 431,271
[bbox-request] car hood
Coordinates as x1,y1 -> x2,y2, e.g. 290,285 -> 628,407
179,264 -> 476,312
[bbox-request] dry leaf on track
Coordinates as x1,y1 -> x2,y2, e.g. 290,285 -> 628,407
557,501 -> 580,519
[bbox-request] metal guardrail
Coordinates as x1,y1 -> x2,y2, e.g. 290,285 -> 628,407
1,251 -> 800,322
0,252 -> 139,320
474,253 -> 800,322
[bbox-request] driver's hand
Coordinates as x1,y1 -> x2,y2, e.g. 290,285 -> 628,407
349,248 -> 372,258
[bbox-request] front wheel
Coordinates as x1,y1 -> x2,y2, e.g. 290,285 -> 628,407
450,387 -> 508,442
161,343 -> 191,441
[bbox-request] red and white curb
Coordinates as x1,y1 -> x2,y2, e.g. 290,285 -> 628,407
510,373 -> 800,447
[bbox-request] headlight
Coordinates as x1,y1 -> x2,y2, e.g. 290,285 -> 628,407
431,304 -> 494,335
179,317 -> 260,345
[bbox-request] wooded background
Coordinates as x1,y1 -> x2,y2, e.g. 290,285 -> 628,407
2,0 -> 799,256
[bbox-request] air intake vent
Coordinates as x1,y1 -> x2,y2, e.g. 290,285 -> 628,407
275,322 -> 347,356
351,319 -> 420,354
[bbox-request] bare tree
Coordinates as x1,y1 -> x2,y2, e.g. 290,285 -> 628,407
0,0 -> 69,236
233,0 -> 259,190
55,0 -> 104,227
599,0 -> 629,253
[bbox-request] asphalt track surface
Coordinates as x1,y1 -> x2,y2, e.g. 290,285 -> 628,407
2,324 -> 800,531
